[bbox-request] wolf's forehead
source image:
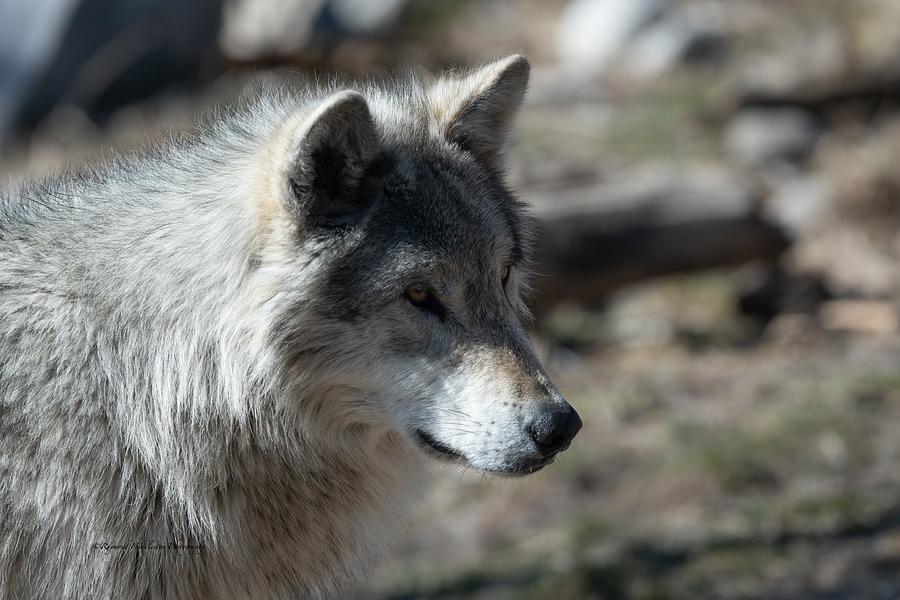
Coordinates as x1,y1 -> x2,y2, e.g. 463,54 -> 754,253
380,157 -> 516,264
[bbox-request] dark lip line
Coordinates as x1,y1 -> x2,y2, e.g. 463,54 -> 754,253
413,430 -> 558,476
414,430 -> 465,461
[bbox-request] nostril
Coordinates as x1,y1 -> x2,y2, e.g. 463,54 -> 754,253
542,431 -> 569,451
528,404 -> 582,455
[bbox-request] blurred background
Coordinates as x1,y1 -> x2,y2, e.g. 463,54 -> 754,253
4,0 -> 900,597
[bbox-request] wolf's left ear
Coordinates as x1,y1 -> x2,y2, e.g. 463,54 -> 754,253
286,90 -> 382,227
429,54 -> 530,169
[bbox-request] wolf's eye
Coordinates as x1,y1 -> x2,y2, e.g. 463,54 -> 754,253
407,286 -> 429,304
501,265 -> 511,285
405,286 -> 447,320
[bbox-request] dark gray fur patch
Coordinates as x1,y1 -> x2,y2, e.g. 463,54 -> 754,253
306,147 -> 529,329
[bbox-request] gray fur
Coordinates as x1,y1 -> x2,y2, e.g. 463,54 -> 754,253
0,55 -> 580,599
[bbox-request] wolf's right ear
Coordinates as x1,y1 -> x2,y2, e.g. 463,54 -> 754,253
284,91 -> 382,227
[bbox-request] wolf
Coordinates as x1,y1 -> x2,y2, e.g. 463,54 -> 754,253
0,54 -> 581,599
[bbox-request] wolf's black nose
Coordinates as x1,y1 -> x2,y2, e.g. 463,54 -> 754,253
528,404 -> 582,455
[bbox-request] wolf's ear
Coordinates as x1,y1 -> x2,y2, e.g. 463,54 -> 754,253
286,91 -> 381,227
429,54 -> 530,169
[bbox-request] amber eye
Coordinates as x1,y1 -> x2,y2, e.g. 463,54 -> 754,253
406,286 -> 429,304
405,285 -> 447,320
501,265 -> 511,285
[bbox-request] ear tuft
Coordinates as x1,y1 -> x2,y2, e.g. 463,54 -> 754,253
287,91 -> 382,227
429,54 -> 530,168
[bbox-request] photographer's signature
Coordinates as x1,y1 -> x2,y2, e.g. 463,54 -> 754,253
91,540 -> 205,556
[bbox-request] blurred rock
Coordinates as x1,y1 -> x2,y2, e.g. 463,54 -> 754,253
0,0 -> 80,146
624,4 -> 726,78
221,0 -> 324,60
726,108 -> 819,169
555,0 -> 667,74
794,228 -> 900,298
221,0 -> 408,60
556,0 -> 725,79
329,0 -> 406,33
0,0 -> 221,148
766,175 -> 833,235
0,0 -> 413,147
820,300 -> 899,334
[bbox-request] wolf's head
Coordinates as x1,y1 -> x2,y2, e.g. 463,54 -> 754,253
261,55 -> 580,476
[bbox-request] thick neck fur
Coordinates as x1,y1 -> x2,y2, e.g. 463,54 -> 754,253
0,92 -> 426,599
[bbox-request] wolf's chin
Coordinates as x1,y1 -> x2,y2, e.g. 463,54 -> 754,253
484,457 -> 555,478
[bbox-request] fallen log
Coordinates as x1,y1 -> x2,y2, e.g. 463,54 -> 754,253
526,170 -> 791,313
737,69 -> 900,118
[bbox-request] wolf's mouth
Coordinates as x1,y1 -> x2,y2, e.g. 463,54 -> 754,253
412,432 -> 564,477
414,430 -> 465,462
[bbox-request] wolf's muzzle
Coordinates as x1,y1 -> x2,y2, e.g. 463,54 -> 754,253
527,404 -> 582,457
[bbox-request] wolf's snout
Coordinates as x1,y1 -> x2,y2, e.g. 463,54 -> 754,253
527,404 -> 582,456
